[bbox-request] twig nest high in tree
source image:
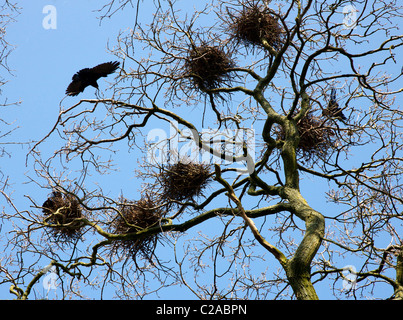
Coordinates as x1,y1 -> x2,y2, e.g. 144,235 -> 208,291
112,195 -> 164,262
275,113 -> 338,163
42,191 -> 84,240
159,161 -> 212,203
185,43 -> 235,91
227,2 -> 284,51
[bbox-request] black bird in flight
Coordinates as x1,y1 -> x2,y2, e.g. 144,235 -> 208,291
66,61 -> 120,96
323,87 -> 347,121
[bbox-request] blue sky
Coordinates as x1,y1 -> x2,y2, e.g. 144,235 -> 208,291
3,1 -> 137,196
0,0 -> 401,300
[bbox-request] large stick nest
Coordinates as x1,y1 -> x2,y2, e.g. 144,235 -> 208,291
112,195 -> 164,262
42,191 -> 84,241
158,161 -> 212,203
227,1 -> 284,51
184,43 -> 236,91
275,113 -> 338,163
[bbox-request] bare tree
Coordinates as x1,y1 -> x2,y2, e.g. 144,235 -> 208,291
0,1 -> 21,174
1,0 -> 403,300
0,0 -> 25,245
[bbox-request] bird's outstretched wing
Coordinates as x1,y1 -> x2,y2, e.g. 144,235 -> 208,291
66,72 -> 88,96
330,88 -> 337,101
89,61 -> 120,79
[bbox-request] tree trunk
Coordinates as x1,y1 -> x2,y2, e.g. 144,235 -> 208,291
282,187 -> 325,300
393,250 -> 403,300
286,259 -> 319,300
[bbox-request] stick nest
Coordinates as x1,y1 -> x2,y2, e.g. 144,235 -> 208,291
275,113 -> 338,163
158,161 -> 212,203
112,195 -> 164,262
184,43 -> 236,91
227,2 -> 284,51
42,191 -> 84,241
